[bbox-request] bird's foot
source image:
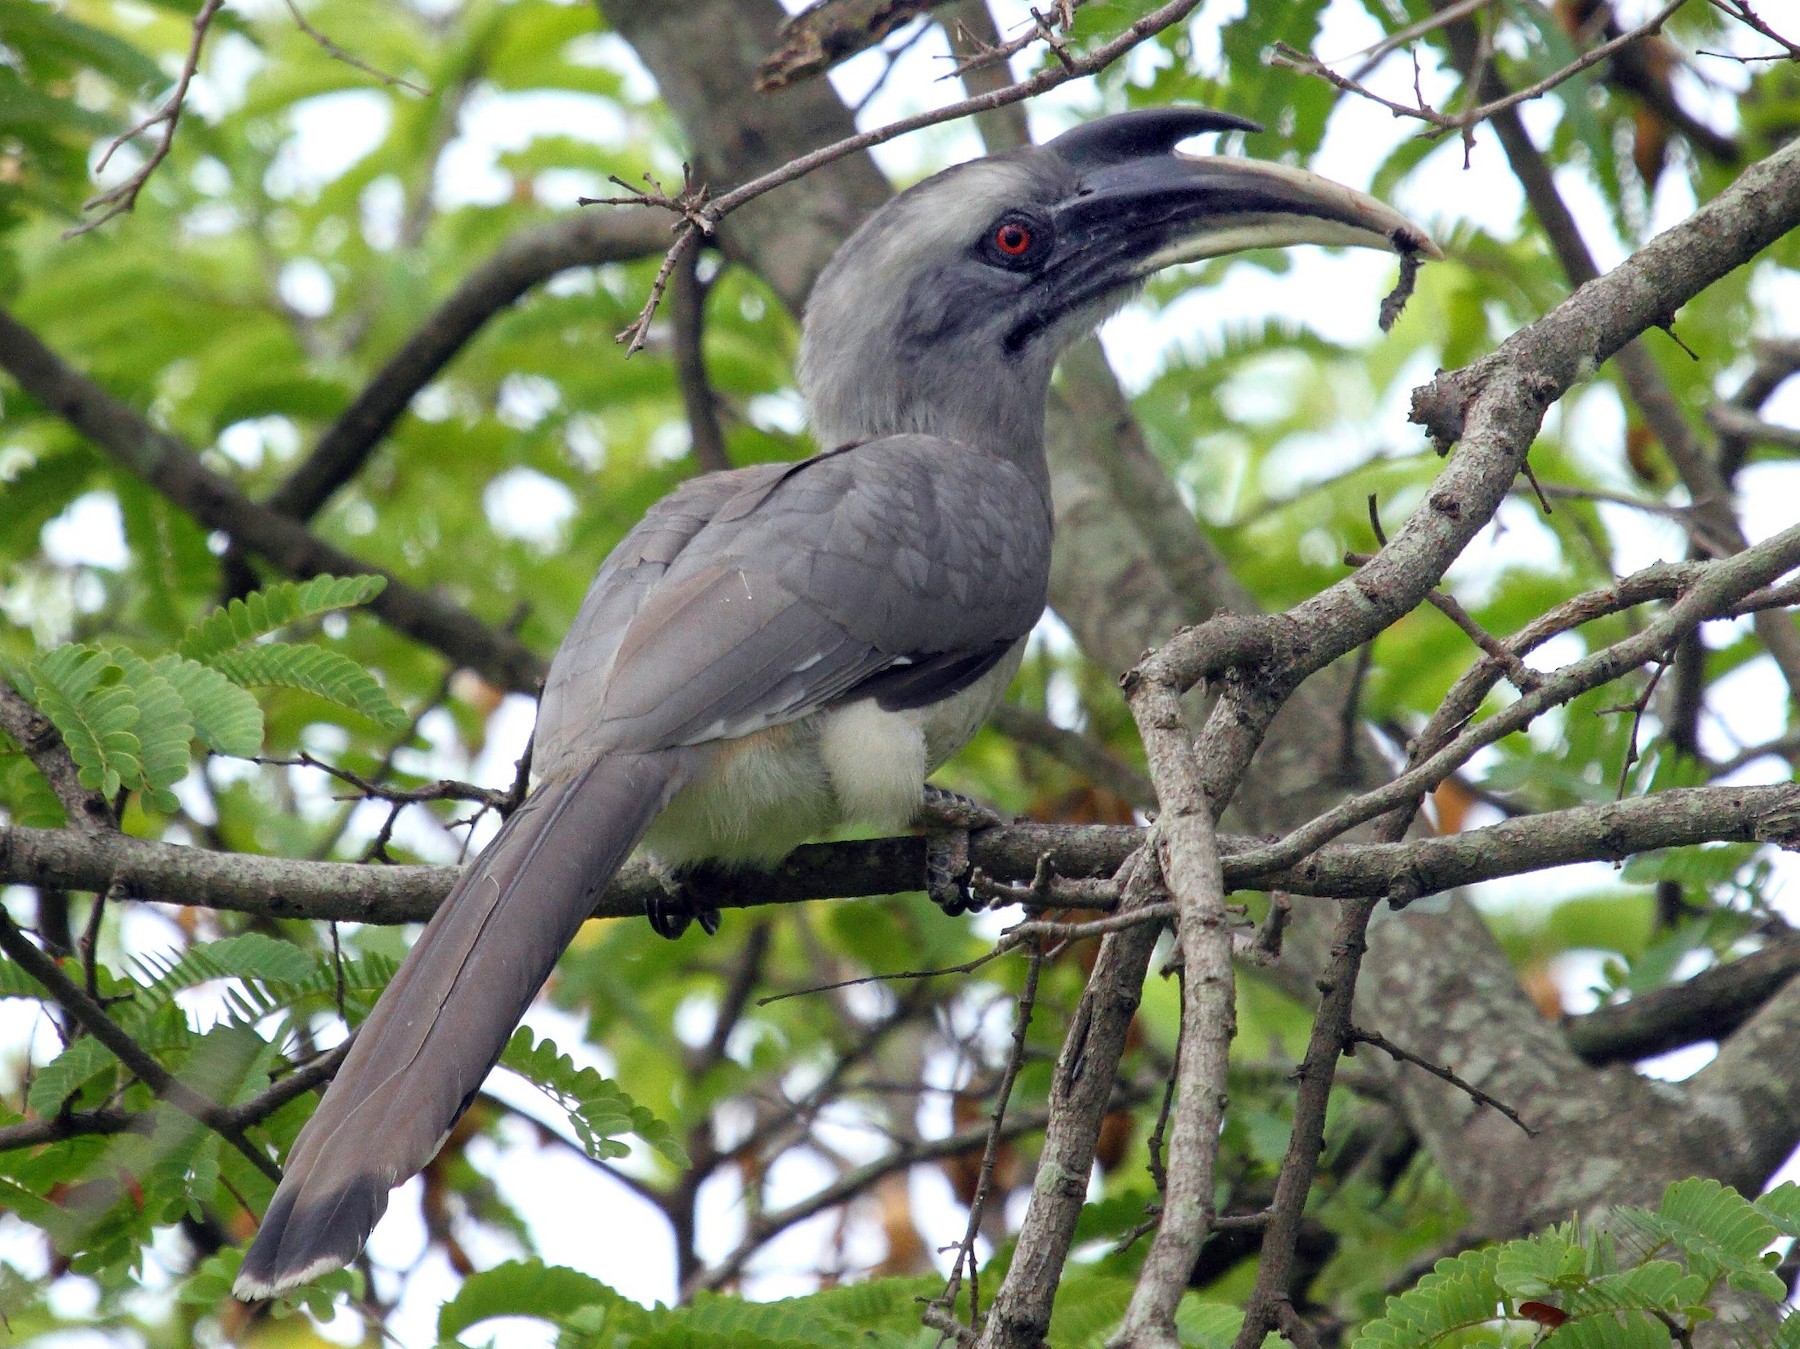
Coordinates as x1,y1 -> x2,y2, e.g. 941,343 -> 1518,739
916,785 -> 1007,917
644,863 -> 721,941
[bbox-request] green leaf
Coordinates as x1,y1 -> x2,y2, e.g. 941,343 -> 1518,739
25,1036 -> 117,1118
437,1259 -> 618,1340
1754,1181 -> 1800,1238
1353,1245 -> 1506,1348
1542,1309 -> 1672,1348
132,934 -> 320,1011
1611,1179 -> 1785,1301
205,642 -> 408,730
177,574 -> 389,660
107,649 -> 193,811
500,1027 -> 688,1169
151,655 -> 264,757
0,957 -> 48,999
1175,1299 -> 1247,1348
17,644 -> 142,798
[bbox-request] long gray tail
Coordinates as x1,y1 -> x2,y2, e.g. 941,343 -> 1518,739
234,750 -> 687,1299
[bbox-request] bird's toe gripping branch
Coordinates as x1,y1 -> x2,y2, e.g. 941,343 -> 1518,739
644,865 -> 722,940
917,784 -> 1008,916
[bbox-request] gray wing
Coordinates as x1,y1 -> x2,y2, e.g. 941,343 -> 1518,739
534,436 -> 1052,776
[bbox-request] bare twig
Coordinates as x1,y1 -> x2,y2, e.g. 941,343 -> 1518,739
67,0 -> 225,237
1350,1026 -> 1535,1135
589,0 -> 1206,349
1705,0 -> 1800,59
281,0 -> 431,96
1344,550 -> 1541,692
258,752 -> 517,812
1271,0 -> 1692,144
935,944 -> 1044,1335
756,0 -> 957,90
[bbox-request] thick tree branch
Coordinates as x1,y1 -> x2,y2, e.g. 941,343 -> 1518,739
264,207 -> 668,522
1568,939 -> 1800,1064
1686,966 -> 1800,1192
0,307 -> 546,694
1116,658 -> 1236,1348
6,785 -> 1797,924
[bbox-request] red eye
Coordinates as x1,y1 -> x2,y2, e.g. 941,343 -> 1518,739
994,222 -> 1032,256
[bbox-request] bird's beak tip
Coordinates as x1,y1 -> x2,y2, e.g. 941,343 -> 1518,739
1393,221 -> 1447,263
1106,152 -> 1446,272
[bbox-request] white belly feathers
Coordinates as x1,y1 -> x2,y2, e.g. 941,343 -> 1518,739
639,642 -> 1024,867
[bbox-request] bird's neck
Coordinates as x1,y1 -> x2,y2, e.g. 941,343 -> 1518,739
804,355 -> 1055,501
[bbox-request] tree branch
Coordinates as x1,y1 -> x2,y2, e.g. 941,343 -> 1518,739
0,684 -> 114,832
1568,939 -> 1800,1064
0,306 -> 546,694
4,783 -> 1797,923
0,907 -> 281,1184
263,207 -> 668,522
66,0 -> 224,237
1114,672 -> 1234,1348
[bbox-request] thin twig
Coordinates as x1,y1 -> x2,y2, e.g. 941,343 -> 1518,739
1705,0 -> 1800,59
935,944 -> 1044,1335
281,0 -> 431,95
0,907 -> 282,1183
1344,551 -> 1541,692
1349,1026 -> 1536,1136
1271,0 -> 1692,144
67,0 -> 226,237
1606,654 -> 1673,800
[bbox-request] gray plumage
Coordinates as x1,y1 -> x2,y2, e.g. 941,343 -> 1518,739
236,106 -> 1436,1300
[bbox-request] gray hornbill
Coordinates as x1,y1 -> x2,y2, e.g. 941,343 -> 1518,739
234,105 -> 1437,1299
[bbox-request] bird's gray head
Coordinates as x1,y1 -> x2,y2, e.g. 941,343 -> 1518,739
799,106 -> 1440,471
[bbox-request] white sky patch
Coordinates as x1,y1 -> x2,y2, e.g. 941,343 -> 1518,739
278,256 -> 336,318
436,87 -> 630,211
268,90 -> 392,198
483,466 -> 577,551
746,390 -> 806,436
41,491 -> 127,570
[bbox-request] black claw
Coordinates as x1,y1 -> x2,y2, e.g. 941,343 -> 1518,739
918,786 -> 1006,916
645,892 -> 692,940
645,874 -> 721,940
919,784 -> 1005,831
